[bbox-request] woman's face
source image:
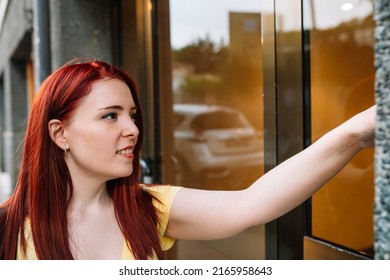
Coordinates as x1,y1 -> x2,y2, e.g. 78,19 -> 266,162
63,78 -> 139,183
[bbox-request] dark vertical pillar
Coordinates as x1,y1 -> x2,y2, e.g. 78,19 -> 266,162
33,0 -> 51,91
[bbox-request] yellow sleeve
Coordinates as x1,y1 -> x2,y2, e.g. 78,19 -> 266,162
143,185 -> 182,251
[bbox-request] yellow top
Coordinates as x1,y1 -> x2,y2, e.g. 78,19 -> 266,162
16,185 -> 182,260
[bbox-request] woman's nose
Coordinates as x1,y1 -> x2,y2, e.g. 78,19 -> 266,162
122,119 -> 139,138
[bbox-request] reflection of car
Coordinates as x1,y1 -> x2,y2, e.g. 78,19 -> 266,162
173,104 -> 263,189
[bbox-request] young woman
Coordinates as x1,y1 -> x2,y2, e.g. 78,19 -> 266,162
0,59 -> 376,260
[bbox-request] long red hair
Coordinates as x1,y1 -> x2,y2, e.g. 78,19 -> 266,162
0,59 -> 162,259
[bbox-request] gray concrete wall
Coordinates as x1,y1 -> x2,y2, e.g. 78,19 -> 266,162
0,0 -> 32,68
374,0 -> 390,260
49,0 -> 114,69
0,0 -> 32,187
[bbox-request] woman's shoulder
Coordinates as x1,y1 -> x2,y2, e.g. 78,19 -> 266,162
140,184 -> 183,210
141,184 -> 182,194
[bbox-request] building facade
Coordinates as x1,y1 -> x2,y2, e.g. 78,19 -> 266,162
0,0 -> 385,259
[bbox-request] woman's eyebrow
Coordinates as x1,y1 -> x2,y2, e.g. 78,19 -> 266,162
99,105 -> 123,110
99,105 -> 137,111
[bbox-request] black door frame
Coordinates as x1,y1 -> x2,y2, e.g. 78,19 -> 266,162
263,0 -> 306,260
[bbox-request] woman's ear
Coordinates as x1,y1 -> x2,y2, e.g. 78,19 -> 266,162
48,119 -> 67,150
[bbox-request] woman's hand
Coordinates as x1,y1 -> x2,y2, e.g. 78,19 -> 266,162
353,105 -> 376,149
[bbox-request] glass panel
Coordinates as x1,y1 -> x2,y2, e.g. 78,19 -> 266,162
170,0 -> 265,259
305,0 -> 375,256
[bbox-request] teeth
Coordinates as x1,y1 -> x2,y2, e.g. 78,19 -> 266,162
117,149 -> 133,155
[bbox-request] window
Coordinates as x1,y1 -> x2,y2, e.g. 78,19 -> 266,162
305,0 -> 375,257
167,0 -> 265,259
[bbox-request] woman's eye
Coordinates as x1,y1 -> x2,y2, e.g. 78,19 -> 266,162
130,113 -> 136,123
103,112 -> 118,120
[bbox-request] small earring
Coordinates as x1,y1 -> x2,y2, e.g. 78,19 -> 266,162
64,144 -> 69,156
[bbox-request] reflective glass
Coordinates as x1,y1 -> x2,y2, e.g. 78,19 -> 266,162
305,0 -> 375,256
170,0 -> 265,259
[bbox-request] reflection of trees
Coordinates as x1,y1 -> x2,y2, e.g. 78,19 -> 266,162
172,35 -> 263,129
179,74 -> 220,98
173,35 -> 227,74
311,14 -> 374,86
219,55 -> 262,95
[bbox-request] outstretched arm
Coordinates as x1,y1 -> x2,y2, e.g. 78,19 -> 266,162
166,106 -> 376,240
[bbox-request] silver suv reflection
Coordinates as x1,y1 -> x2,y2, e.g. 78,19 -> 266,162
173,104 -> 263,189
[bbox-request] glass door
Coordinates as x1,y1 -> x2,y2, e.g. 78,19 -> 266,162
304,0 -> 375,259
147,0 -> 375,260
164,0 -> 266,259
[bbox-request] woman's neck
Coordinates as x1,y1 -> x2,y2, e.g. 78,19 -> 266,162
68,174 -> 110,213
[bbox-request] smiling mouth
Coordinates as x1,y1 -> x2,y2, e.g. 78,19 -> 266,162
116,148 -> 134,155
